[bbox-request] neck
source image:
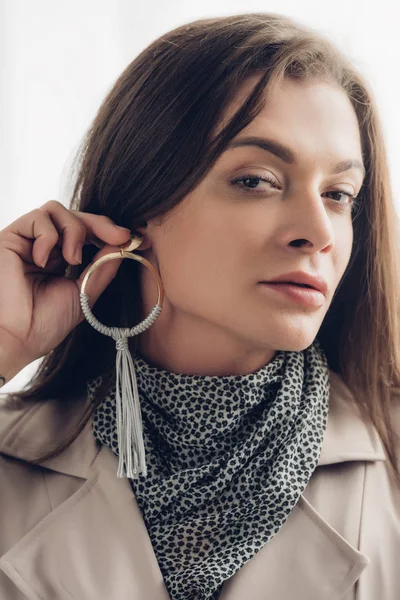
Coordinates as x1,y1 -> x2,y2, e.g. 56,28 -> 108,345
136,309 -> 277,377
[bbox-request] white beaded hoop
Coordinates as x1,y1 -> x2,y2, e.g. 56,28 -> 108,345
79,233 -> 164,338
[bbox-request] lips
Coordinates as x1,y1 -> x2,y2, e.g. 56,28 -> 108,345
262,272 -> 328,296
268,282 -> 313,288
259,281 -> 325,308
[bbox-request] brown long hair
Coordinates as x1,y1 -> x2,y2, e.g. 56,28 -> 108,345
5,12 -> 400,484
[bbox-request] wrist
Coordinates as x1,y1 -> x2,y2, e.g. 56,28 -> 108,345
0,338 -> 31,388
0,354 -> 23,389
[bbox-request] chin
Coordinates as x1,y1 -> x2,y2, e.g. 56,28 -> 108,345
281,340 -> 317,352
273,333 -> 319,352
256,322 -> 320,353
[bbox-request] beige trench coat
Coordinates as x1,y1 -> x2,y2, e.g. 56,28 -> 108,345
0,370 -> 399,600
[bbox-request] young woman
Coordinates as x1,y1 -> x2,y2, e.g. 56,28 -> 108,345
0,12 -> 399,600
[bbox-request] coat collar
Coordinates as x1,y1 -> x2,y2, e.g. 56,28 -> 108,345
0,368 -> 386,478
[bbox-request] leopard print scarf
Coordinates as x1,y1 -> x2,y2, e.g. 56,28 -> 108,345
89,338 -> 330,600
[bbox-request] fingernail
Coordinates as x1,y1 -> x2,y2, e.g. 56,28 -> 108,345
74,248 -> 82,264
115,226 -> 131,233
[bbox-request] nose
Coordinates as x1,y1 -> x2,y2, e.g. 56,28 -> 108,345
279,189 -> 336,253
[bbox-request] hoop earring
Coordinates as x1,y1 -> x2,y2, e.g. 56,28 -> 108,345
80,233 -> 164,479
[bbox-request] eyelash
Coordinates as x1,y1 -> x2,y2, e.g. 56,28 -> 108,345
231,173 -> 361,212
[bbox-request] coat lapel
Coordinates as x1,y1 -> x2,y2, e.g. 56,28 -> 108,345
219,494 -> 370,600
0,369 -> 386,599
0,442 -> 170,600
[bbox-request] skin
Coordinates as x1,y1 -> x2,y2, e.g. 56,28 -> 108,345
134,76 -> 365,376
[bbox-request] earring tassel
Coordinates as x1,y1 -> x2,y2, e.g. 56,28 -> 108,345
114,335 -> 147,479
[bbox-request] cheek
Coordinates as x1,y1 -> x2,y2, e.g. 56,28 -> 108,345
334,220 -> 354,279
157,215 -> 242,306
343,220 -> 354,260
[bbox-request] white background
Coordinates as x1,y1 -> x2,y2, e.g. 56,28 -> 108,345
1,0 -> 399,392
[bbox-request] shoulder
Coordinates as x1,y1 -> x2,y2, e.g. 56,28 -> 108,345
0,392 -> 90,463
357,388 -> 400,594
0,396 -> 41,450
328,370 -> 400,465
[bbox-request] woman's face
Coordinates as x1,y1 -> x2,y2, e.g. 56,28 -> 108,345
136,76 -> 365,375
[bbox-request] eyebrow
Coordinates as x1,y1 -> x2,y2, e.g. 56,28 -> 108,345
226,136 -> 366,179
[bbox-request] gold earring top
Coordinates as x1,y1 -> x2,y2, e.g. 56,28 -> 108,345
119,233 -> 143,256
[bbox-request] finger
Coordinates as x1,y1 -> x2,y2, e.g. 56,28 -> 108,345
69,210 -> 133,249
4,208 -> 60,268
4,200 -> 132,268
43,202 -> 132,264
0,228 -> 103,267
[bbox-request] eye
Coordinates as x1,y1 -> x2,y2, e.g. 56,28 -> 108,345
324,190 -> 357,203
230,173 -> 360,212
230,173 -> 278,192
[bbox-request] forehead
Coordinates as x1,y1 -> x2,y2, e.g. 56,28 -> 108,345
219,76 -> 363,164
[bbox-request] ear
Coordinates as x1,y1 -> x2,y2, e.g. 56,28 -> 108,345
134,225 -> 153,251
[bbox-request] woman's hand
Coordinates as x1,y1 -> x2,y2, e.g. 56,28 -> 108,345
0,200 -> 132,376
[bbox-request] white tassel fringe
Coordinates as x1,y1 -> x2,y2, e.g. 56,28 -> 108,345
115,336 -> 147,479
